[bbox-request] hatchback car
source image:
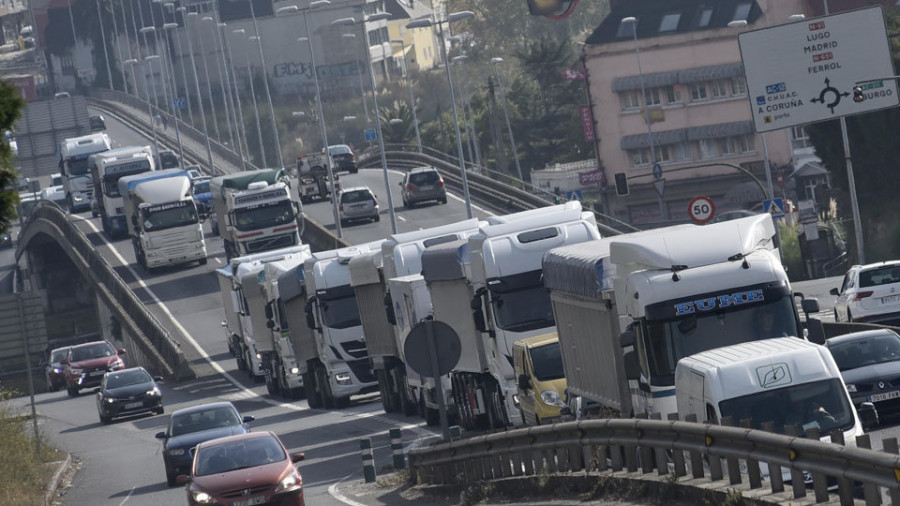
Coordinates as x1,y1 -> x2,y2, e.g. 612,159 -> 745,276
89,114 -> 107,132
96,367 -> 164,424
327,144 -> 357,174
62,341 -> 127,396
400,167 -> 447,208
156,401 -> 255,486
45,346 -> 71,392
157,149 -> 180,170
179,431 -> 305,506
831,261 -> 900,325
338,186 -> 379,226
825,329 -> 900,425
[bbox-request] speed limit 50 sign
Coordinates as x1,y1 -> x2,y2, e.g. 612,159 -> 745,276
688,196 -> 715,224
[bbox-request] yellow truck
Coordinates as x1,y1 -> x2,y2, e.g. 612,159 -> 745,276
513,332 -> 569,426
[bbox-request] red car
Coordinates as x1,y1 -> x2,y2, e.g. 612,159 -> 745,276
180,431 -> 305,506
63,341 -> 126,396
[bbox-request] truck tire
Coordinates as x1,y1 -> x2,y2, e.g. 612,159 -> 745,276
317,365 -> 335,409
199,257 -> 207,266
425,406 -> 440,426
376,370 -> 395,413
303,372 -> 320,408
235,349 -> 246,371
264,366 -> 278,395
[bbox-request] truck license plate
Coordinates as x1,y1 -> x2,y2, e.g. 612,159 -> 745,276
231,497 -> 265,506
124,401 -> 143,409
869,390 -> 900,402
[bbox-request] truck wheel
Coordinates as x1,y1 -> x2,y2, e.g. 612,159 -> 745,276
264,366 -> 278,395
235,350 -> 246,371
303,372 -> 320,408
317,365 -> 335,409
199,257 -> 207,266
376,370 -> 395,413
67,385 -> 78,397
425,406 -> 440,426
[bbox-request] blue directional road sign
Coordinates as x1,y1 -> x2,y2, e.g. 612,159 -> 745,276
652,162 -> 662,180
364,128 -> 377,141
763,197 -> 785,219
566,189 -> 583,201
173,97 -> 186,110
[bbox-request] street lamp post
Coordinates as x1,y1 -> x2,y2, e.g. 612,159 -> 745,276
186,13 -> 220,142
140,27 -> 170,116
451,55 -> 475,167
95,0 -> 114,91
203,16 -> 236,151
109,1 -> 130,95
233,28 -> 267,168
339,33 -> 371,125
342,115 -> 356,144
281,0 -> 343,237
220,22 -> 249,170
124,58 -> 159,155
182,13 -> 215,173
333,13 -> 398,233
246,0 -> 284,170
389,38 -> 422,153
489,57 -> 523,181
407,12 -> 475,219
171,7 -> 196,126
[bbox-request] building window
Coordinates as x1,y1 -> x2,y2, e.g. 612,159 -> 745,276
737,135 -> 755,153
659,13 -> 681,32
698,139 -> 717,159
733,2 -> 752,22
645,87 -> 660,106
731,77 -> 747,95
655,145 -> 671,162
631,148 -> 651,166
665,85 -> 682,104
697,8 -> 713,28
690,83 -> 708,101
710,80 -> 728,99
620,91 -> 640,111
673,142 -> 692,161
718,137 -> 736,155
791,126 -> 812,149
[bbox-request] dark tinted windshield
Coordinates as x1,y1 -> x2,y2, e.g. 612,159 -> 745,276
141,202 -> 198,231
70,343 -> 116,362
491,285 -> 555,333
320,294 -> 361,329
50,348 -> 70,362
101,161 -> 153,197
827,331 -> 900,371
328,145 -> 351,155
233,200 -> 295,231
193,180 -> 210,194
67,158 -> 91,176
195,435 -> 286,476
409,171 -> 440,186
106,369 -> 151,389
530,341 -> 564,381
719,378 -> 854,434
170,406 -> 241,437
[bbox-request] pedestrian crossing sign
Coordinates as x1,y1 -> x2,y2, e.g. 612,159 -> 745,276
763,198 -> 785,219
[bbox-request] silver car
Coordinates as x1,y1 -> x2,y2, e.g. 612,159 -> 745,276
339,186 -> 380,226
400,167 -> 447,208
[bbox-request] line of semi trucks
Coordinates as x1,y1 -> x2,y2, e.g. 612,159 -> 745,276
216,199 -> 872,444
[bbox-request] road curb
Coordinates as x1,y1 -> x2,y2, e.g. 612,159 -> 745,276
43,453 -> 72,506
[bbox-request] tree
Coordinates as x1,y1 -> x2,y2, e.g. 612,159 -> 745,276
0,82 -> 24,234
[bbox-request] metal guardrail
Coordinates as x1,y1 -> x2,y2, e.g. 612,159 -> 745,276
16,201 -> 193,381
409,416 -> 900,505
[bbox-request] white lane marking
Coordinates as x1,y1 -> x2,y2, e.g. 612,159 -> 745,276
328,472 -> 368,506
397,216 -> 406,222
215,257 -> 223,264
117,486 -> 135,505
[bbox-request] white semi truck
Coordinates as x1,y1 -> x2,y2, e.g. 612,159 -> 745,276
259,246 -> 314,398
90,146 -> 156,238
348,219 -> 481,419
58,132 -> 110,212
210,169 -> 302,261
215,246 -> 311,381
300,242 -> 384,409
421,202 -> 600,429
541,214 -> 823,420
118,169 -> 206,270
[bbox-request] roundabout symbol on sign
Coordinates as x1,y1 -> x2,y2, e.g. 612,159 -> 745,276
688,196 -> 715,224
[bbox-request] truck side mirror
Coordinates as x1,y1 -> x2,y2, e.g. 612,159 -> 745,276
304,297 -> 319,330
517,374 -> 530,391
623,350 -> 640,380
800,298 -> 820,314
383,292 -> 396,325
619,329 -> 635,348
264,303 -> 273,320
805,317 -> 826,345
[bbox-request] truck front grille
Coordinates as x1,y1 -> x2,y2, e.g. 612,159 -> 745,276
245,232 -> 297,254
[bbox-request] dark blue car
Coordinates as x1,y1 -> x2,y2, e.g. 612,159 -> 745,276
155,401 -> 254,486
192,177 -> 213,217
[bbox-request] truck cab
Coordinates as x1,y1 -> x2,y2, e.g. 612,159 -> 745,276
512,332 -> 568,426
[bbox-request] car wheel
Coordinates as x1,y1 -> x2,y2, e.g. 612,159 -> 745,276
67,385 -> 78,397
406,200 -> 415,209
834,309 -> 840,322
374,214 -> 380,222
340,219 -> 348,227
199,257 -> 207,266
155,406 -> 164,415
99,412 -> 111,424
847,310 -> 853,323
441,196 -> 448,204
166,469 -> 178,487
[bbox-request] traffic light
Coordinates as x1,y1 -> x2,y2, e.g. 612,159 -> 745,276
853,86 -> 864,103
553,186 -> 562,204
614,173 -> 629,196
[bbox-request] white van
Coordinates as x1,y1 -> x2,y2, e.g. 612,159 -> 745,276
675,337 -> 872,440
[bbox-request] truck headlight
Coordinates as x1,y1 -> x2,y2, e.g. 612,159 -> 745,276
846,384 -> 857,393
290,367 -> 299,374
540,390 -> 566,408
335,372 -> 352,385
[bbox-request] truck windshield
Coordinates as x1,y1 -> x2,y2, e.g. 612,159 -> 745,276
233,200 -> 295,231
66,157 -> 91,176
102,162 -> 152,197
644,283 -> 799,385
530,341 -> 564,382
718,378 -> 854,434
320,294 -> 361,329
141,202 -> 199,231
490,285 -> 555,332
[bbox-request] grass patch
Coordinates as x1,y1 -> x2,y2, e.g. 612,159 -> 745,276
0,389 -> 64,506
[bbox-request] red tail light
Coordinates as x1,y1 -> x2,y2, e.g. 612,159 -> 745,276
436,180 -> 444,187
854,291 -> 874,300
349,153 -> 355,159
406,184 -> 418,191
339,204 -> 344,211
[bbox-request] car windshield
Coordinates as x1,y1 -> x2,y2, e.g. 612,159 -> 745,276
409,171 -> 440,186
490,285 -> 555,333
645,297 -> 798,385
859,266 -> 900,288
106,369 -> 151,389
233,200 -> 295,231
169,406 -> 242,437
320,294 -> 361,329
195,436 -> 286,476
530,341 -> 564,382
719,378 -> 855,434
341,190 -> 373,204
50,348 -> 69,363
141,202 -> 198,231
827,331 -> 900,371
70,343 -> 116,362
193,180 -> 210,194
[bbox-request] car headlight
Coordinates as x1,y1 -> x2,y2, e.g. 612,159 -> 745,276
335,372 -> 352,385
275,471 -> 302,493
846,384 -> 857,393
105,397 -> 115,404
191,490 -> 215,504
256,353 -> 262,360
110,358 -> 125,370
168,448 -> 185,456
540,390 -> 566,408
52,368 -> 62,373
146,386 -> 161,396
